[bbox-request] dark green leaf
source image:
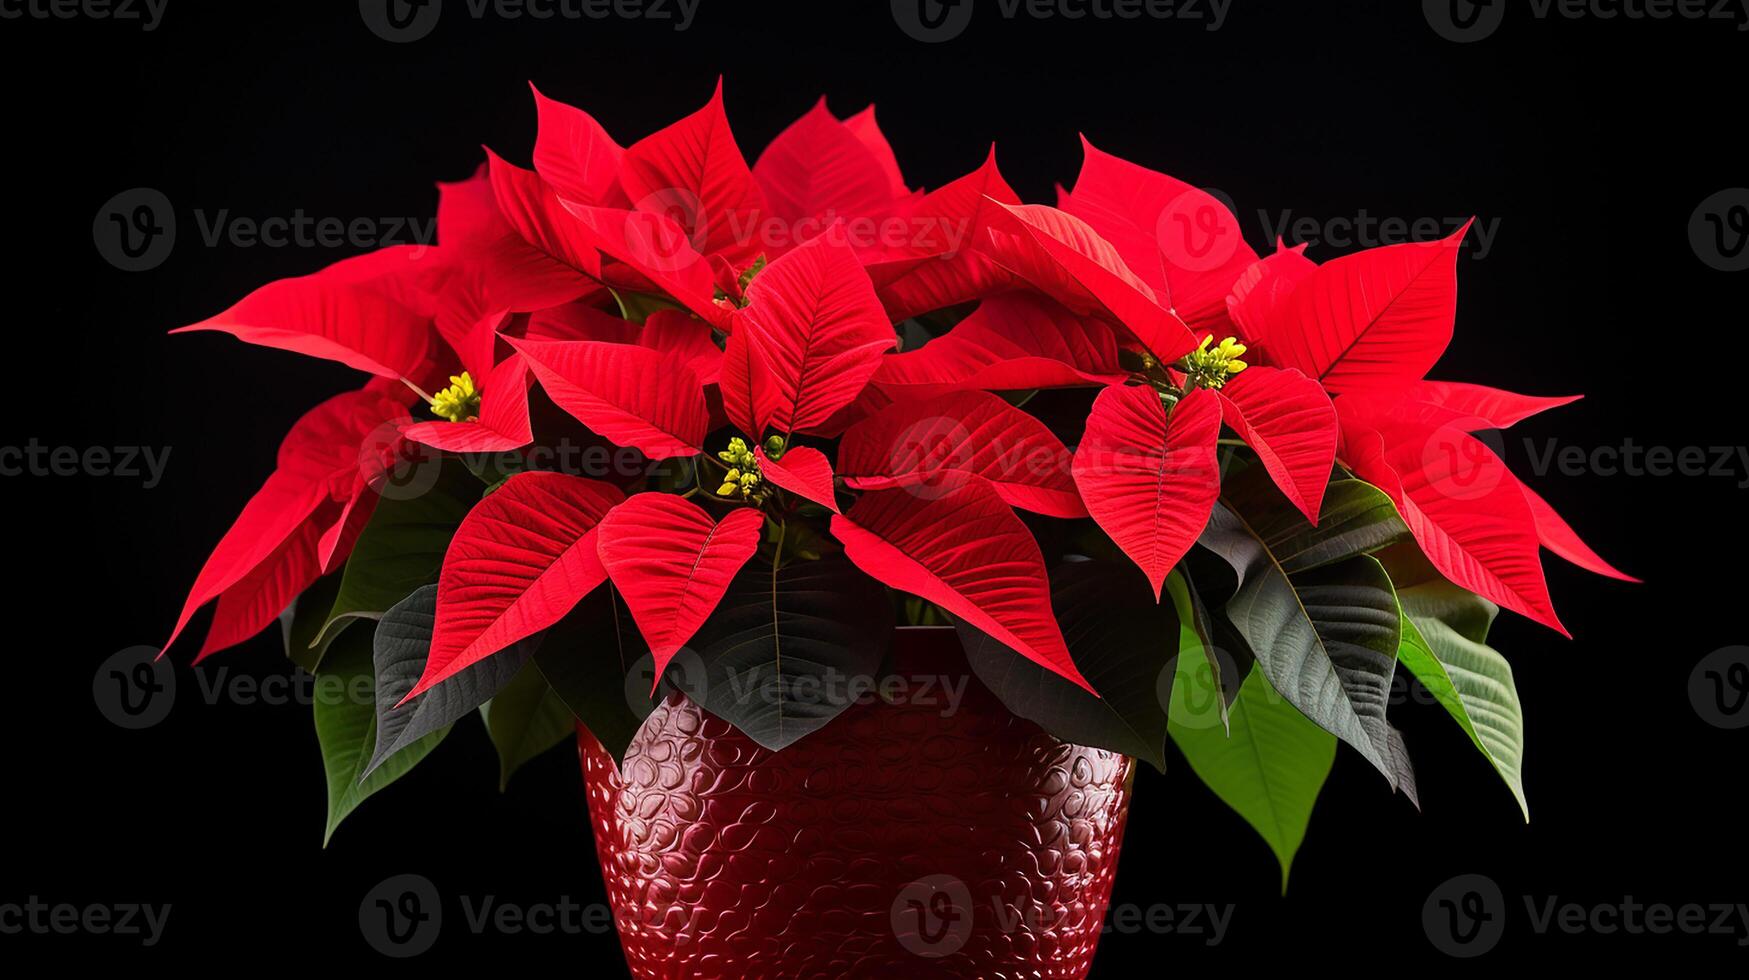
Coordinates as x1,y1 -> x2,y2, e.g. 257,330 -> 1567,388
280,572 -> 344,673
482,661 -> 577,790
534,585 -> 655,767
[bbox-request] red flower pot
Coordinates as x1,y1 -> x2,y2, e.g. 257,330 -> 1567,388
580,628 -> 1135,979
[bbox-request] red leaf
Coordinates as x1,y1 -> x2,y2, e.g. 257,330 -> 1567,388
1072,385 -> 1223,599
720,228 -> 897,438
1217,366 -> 1338,523
1062,137 -> 1258,334
1227,241 -> 1316,352
597,495 -> 765,682
1267,225 -> 1470,394
507,336 -> 709,458
562,202 -> 727,326
197,514 -> 328,662
838,390 -> 1084,518
757,445 -> 839,512
401,354 -> 535,453
640,309 -> 724,385
978,201 -> 1199,362
412,472 -> 625,697
1518,480 -> 1638,583
1342,418 -> 1567,634
832,475 -> 1091,691
840,105 -> 909,199
864,149 -> 1019,321
753,99 -> 896,229
619,79 -> 766,263
530,83 -> 626,207
1401,381 -> 1581,429
172,264 -> 436,379
165,389 -> 408,655
486,149 -> 605,281
872,292 -> 1126,397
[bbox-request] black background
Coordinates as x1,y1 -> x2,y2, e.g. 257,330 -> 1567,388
5,0 -> 1745,970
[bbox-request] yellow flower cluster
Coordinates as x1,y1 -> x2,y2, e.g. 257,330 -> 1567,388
715,436 -> 785,498
1179,336 -> 1250,391
430,372 -> 481,422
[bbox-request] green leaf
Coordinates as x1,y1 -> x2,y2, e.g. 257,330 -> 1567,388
533,585 -> 655,768
1201,502 -> 1406,788
280,572 -> 345,673
1397,580 -> 1528,820
959,560 -> 1178,771
482,660 -> 577,790
314,624 -> 449,846
315,460 -> 479,647
1219,471 -> 1409,575
1169,617 -> 1335,892
611,289 -> 681,324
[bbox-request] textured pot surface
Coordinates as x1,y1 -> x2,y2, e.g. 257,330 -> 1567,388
581,629 -> 1135,979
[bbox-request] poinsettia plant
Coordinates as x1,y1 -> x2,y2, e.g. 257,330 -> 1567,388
161,81 -> 1630,879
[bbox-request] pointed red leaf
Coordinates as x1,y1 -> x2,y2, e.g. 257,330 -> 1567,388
864,149 -> 1020,321
832,475 -> 1091,691
840,105 -> 909,199
1062,137 -> 1258,334
412,472 -> 625,697
1267,225 -> 1470,394
1228,241 -> 1317,354
197,513 -> 328,662
754,99 -> 896,229
1404,381 -> 1581,429
1073,385 -> 1222,598
487,149 -> 605,280
720,228 -> 897,438
597,495 -> 765,682
757,445 -> 838,512
838,390 -> 1084,518
640,309 -> 724,385
561,202 -> 727,326
1518,480 -> 1638,582
619,79 -> 765,263
978,201 -> 1199,362
873,292 -> 1125,397
530,83 -> 626,207
401,354 -> 535,453
507,336 -> 709,458
1217,365 -> 1338,522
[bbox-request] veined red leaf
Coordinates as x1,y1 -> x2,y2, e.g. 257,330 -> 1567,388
172,265 -> 436,379
757,445 -> 838,512
619,78 -> 765,263
978,200 -> 1199,362
864,148 -> 1019,321
872,292 -> 1126,397
411,472 -> 625,697
1403,381 -> 1581,429
1227,241 -> 1315,354
641,309 -> 724,385
1062,137 -> 1258,334
1268,225 -> 1470,394
561,202 -> 727,327
838,390 -> 1083,518
1073,385 -> 1223,599
1218,366 -> 1338,523
1518,480 -> 1638,582
597,495 -> 765,682
197,513 -> 329,661
754,99 -> 896,229
487,149 -> 605,280
506,336 -> 708,458
530,83 -> 626,208
841,105 -> 909,199
721,229 -> 897,438
401,354 -> 534,453
832,475 -> 1091,691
